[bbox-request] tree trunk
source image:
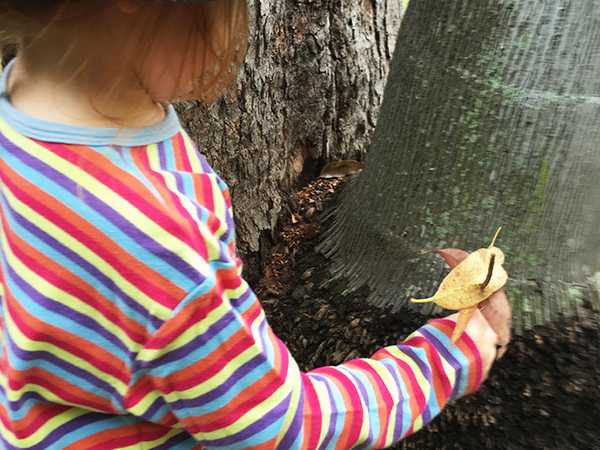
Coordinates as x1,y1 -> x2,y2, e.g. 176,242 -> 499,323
316,0 -> 600,332
176,0 -> 404,284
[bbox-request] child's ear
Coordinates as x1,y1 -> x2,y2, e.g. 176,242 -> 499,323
116,0 -> 142,14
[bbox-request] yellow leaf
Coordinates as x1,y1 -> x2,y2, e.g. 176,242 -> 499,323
410,228 -> 508,311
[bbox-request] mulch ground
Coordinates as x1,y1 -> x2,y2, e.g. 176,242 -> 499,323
252,176 -> 600,450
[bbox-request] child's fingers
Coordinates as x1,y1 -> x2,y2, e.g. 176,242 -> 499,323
436,246 -> 512,354
479,291 -> 512,348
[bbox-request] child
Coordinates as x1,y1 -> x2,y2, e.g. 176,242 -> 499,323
0,1 -> 508,448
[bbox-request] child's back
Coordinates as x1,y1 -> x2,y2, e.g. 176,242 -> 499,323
0,1 -> 505,449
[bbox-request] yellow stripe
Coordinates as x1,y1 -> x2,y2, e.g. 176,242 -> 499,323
3,304 -> 128,394
0,407 -> 88,447
385,346 -> 432,409
0,160 -> 172,321
180,131 -> 203,172
117,428 -> 183,450
337,365 -> 370,445
179,131 -> 229,239
195,371 -> 294,441
146,145 -> 223,260
310,375 -> 333,448
0,120 -> 211,283
275,353 -> 302,447
135,288 -> 233,362
0,216 -> 137,351
124,389 -> 162,417
360,358 -> 401,447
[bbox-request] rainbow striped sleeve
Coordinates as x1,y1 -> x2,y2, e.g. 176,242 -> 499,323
0,100 -> 483,448
126,242 -> 484,449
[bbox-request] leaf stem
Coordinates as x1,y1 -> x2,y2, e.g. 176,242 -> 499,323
480,254 -> 496,291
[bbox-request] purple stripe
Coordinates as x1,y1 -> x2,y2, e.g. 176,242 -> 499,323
0,133 -> 205,285
171,354 -> 266,410
158,141 -> 168,169
6,332 -> 118,398
379,358 -> 407,443
198,152 -> 212,172
313,373 -> 340,450
230,288 -> 253,309
0,411 -> 115,450
3,257 -> 132,355
142,395 -> 169,421
135,307 -> 237,371
277,384 -> 305,449
152,432 -> 195,450
397,346 -> 432,424
222,206 -> 235,244
342,369 -> 375,449
0,388 -> 49,412
419,327 -> 464,400
201,392 -> 292,447
2,197 -> 161,330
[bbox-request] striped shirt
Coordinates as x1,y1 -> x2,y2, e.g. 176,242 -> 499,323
0,59 -> 483,449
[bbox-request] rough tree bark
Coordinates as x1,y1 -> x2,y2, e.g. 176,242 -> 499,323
176,0 -> 405,283
316,0 -> 600,332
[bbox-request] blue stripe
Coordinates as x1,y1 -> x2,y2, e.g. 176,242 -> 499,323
0,140 -> 204,289
420,325 -> 469,399
0,193 -> 156,331
1,251 -> 132,358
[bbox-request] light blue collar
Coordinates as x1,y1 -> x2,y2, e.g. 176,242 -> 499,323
0,58 -> 182,146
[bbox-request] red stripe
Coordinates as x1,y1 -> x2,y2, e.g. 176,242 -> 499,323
6,367 -> 113,413
4,289 -> 128,383
403,335 -> 452,406
174,133 -> 193,172
302,372 -> 323,449
75,426 -> 172,450
0,160 -> 184,308
0,403 -> 69,438
140,301 -> 263,394
200,174 -> 215,213
312,366 -> 364,448
372,348 -> 422,428
346,359 -> 395,447
130,148 -> 208,260
429,319 -> 483,394
42,141 -> 199,254
1,211 -> 146,344
140,290 -> 223,350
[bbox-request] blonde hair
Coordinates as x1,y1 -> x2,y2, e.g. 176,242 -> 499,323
0,0 -> 249,105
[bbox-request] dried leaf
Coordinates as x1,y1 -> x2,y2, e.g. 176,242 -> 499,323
419,229 -> 512,345
452,306 -> 477,342
411,228 -> 507,309
433,248 -> 469,268
319,160 -> 365,179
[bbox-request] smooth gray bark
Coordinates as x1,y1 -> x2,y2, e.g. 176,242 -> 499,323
177,0 -> 404,283
317,0 -> 600,332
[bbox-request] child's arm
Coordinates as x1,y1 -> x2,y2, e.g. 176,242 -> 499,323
124,254 -> 489,449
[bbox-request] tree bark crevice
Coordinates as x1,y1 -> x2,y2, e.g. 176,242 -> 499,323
177,0 -> 404,284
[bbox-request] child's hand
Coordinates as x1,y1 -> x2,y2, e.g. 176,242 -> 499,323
479,292 -> 512,359
434,246 -> 513,360
445,309 -> 499,381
